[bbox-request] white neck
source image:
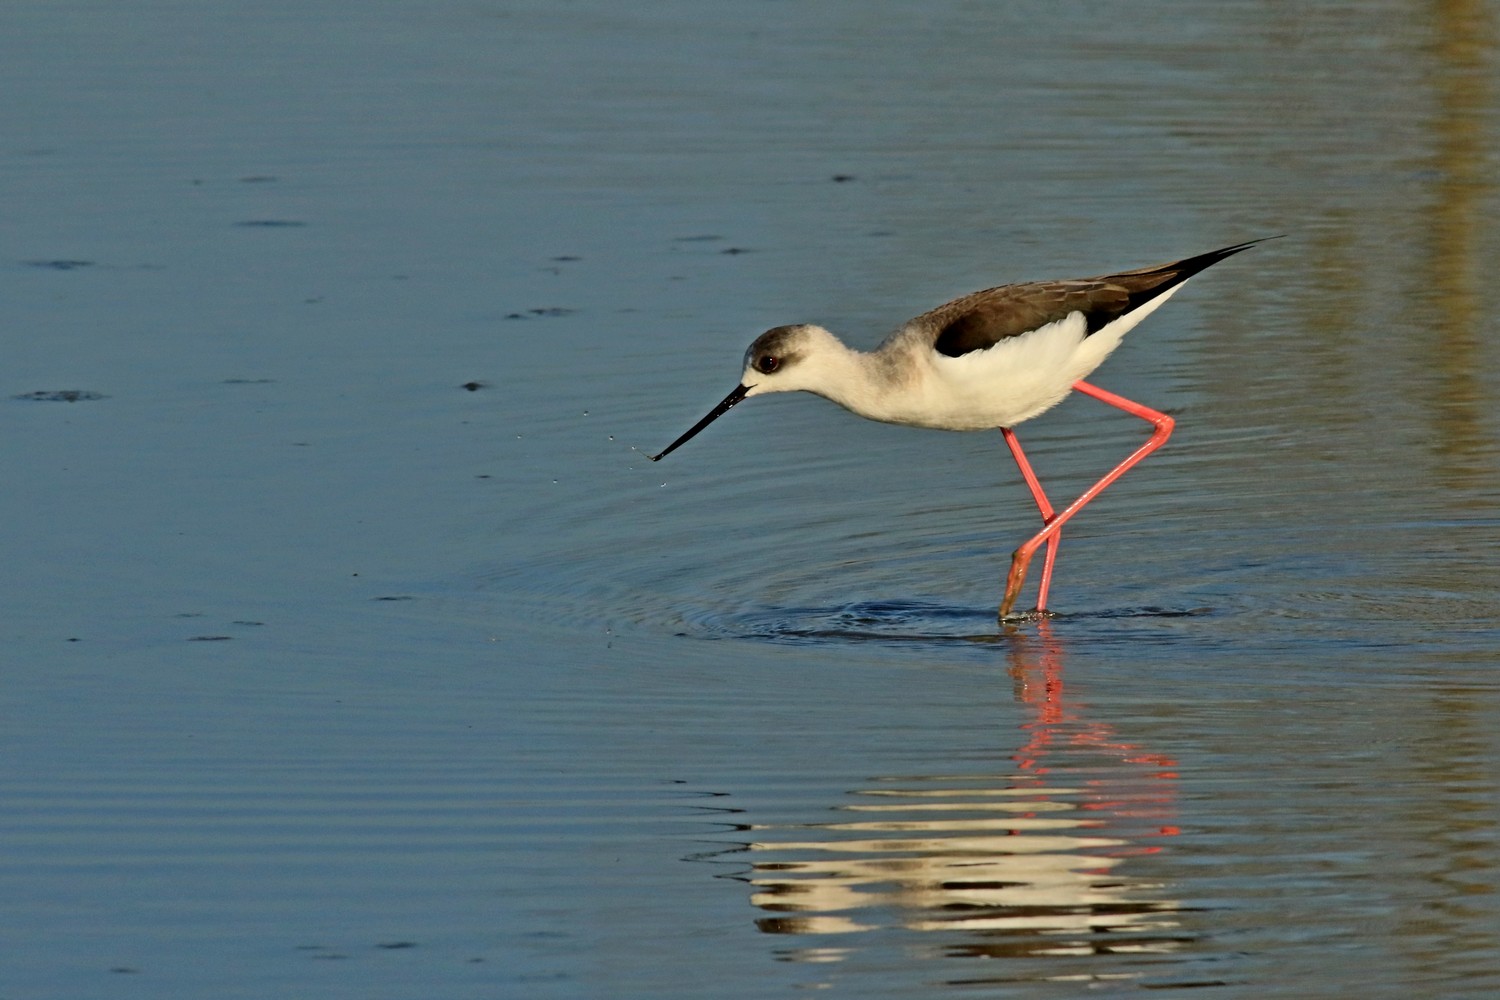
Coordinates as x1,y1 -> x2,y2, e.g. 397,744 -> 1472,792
799,340 -> 903,422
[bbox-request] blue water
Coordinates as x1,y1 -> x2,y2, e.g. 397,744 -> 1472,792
4,1 -> 1499,997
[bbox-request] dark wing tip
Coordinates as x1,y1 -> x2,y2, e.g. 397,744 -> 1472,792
1220,234 -> 1286,253
1208,234 -> 1286,261
1096,235 -> 1284,314
1144,234 -> 1284,280
1064,235 -> 1283,336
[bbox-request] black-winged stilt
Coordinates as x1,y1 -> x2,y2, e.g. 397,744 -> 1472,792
650,238 -> 1274,620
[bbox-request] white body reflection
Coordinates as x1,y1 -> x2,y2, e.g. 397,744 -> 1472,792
724,629 -> 1187,967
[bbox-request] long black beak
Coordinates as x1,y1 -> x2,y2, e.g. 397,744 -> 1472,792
649,384 -> 750,461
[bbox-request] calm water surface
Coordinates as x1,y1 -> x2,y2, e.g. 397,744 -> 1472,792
3,1 -> 1499,997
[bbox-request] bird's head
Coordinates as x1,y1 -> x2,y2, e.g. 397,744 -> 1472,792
738,324 -> 837,397
649,323 -> 839,461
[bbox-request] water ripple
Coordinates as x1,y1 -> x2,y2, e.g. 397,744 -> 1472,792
685,600 -> 1219,646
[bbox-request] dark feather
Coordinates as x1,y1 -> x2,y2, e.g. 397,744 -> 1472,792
929,238 -> 1275,358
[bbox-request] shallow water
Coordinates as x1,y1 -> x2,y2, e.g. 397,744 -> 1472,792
4,1 -> 1500,997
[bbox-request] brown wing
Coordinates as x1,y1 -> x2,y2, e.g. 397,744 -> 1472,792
927,238 -> 1274,358
927,280 -> 1128,357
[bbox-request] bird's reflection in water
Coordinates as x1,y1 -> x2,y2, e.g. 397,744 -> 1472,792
730,626 -> 1188,973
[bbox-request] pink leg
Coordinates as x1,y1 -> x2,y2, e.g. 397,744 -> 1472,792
1002,427 -> 1060,612
998,379 -> 1176,621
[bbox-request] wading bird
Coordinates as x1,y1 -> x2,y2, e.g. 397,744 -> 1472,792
651,239 -> 1271,620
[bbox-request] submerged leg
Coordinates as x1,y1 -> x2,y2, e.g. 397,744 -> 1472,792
999,380 -> 1176,621
1001,427 -> 1060,613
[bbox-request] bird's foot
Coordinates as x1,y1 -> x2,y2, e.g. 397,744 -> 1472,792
998,547 -> 1033,620
998,606 -> 1057,625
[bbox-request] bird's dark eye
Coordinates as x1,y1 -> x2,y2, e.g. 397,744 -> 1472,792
756,355 -> 780,374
